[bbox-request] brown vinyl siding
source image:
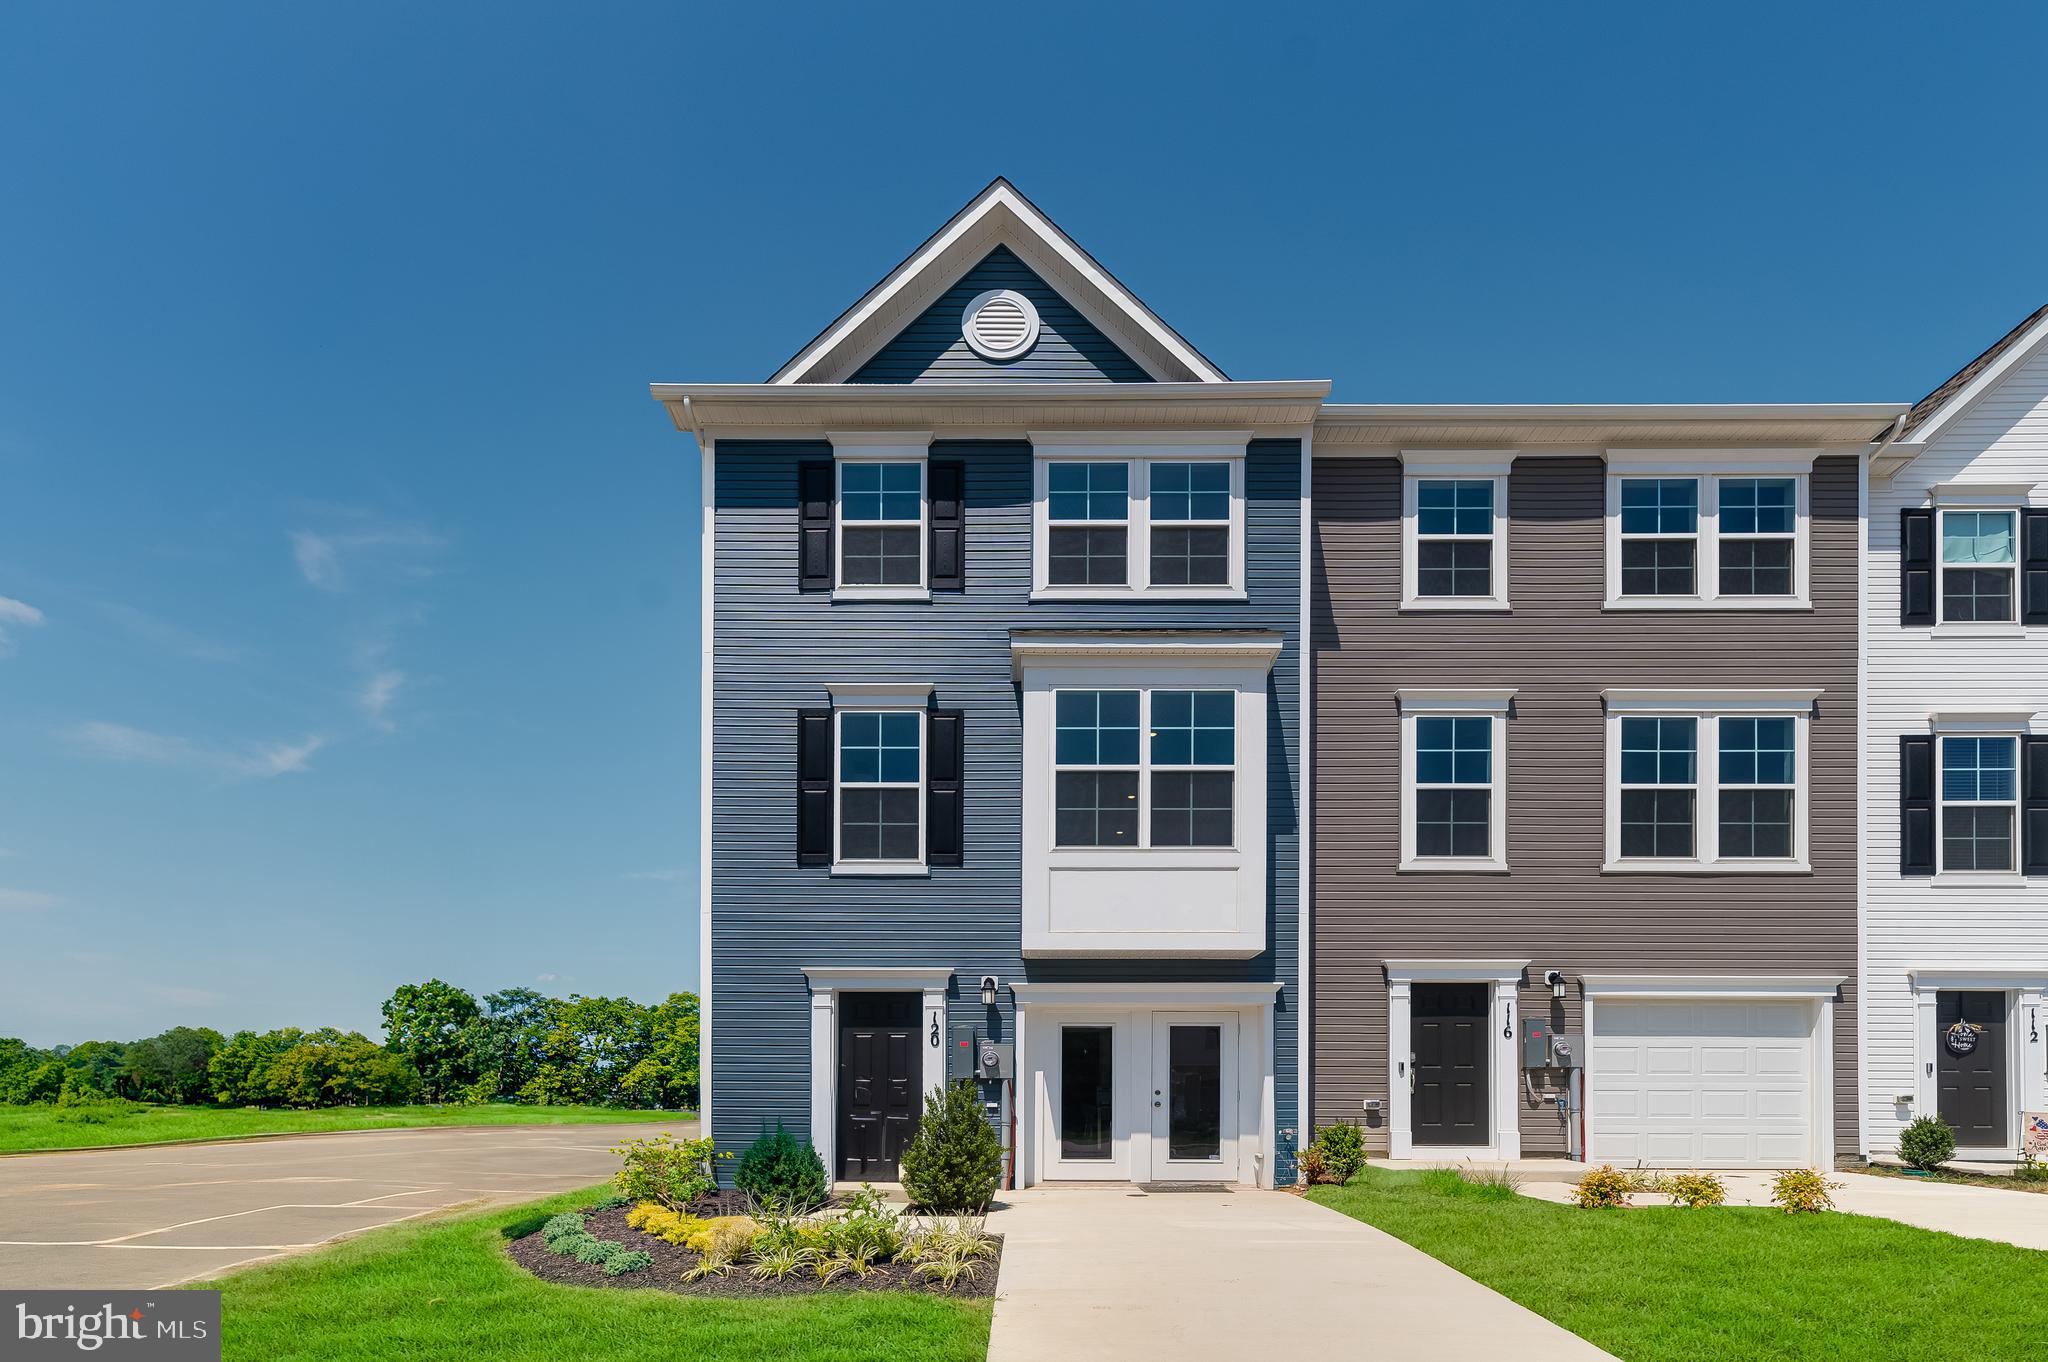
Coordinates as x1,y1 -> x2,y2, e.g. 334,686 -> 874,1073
1311,454 -> 1860,1157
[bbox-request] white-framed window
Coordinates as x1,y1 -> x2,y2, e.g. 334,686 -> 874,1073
1939,734 -> 2019,873
835,708 -> 924,869
1397,689 -> 1512,870
1401,453 -> 1513,609
837,460 -> 926,591
1602,689 -> 1817,871
1938,509 -> 2018,624
1053,687 -> 1236,849
1029,435 -> 1246,598
1604,460 -> 1811,608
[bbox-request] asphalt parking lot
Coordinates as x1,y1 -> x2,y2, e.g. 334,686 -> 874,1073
0,1121 -> 694,1289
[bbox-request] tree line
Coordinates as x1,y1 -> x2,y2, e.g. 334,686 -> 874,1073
0,980 -> 698,1111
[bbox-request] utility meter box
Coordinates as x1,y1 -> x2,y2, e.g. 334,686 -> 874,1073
949,1024 -> 979,1081
977,1040 -> 1012,1081
1521,1017 -> 1553,1068
1550,1033 -> 1584,1068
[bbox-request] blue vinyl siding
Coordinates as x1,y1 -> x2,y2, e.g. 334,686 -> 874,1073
709,438 -> 1301,1177
847,247 -> 1151,384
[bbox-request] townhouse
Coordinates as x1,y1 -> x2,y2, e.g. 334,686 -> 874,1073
658,178 -> 2042,1182
1863,307 -> 2048,1161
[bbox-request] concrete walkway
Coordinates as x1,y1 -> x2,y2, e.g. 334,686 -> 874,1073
0,1121 -> 691,1289
987,1185 -> 1613,1362
1518,1169 -> 2048,1251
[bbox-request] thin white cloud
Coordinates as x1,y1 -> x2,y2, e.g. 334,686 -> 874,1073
289,512 -> 447,593
358,669 -> 405,733
0,594 -> 46,656
536,972 -> 561,983
65,721 -> 326,779
0,888 -> 62,910
97,602 -> 241,663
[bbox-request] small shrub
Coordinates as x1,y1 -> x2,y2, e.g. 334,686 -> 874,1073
900,1081 -> 1004,1212
685,1216 -> 759,1257
2013,1153 -> 2048,1184
910,1243 -> 987,1289
1769,1167 -> 1841,1214
904,1215 -> 996,1263
1311,1123 -> 1368,1184
1573,1164 -> 1636,1209
601,1248 -> 653,1276
732,1121 -> 829,1211
824,1183 -> 904,1260
1664,1170 -> 1726,1208
571,1235 -> 615,1265
586,1192 -> 630,1212
1898,1115 -> 1957,1171
540,1212 -> 587,1249
748,1242 -> 807,1281
612,1132 -> 722,1210
625,1202 -> 705,1245
1293,1143 -> 1332,1186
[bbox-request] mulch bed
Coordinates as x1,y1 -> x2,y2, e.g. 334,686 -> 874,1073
504,1202 -> 1002,1300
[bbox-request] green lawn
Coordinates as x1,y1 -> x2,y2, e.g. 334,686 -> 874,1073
1310,1168 -> 2046,1362
196,1186 -> 991,1362
0,1103 -> 688,1153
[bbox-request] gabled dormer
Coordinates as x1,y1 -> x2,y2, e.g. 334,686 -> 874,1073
769,178 -> 1227,386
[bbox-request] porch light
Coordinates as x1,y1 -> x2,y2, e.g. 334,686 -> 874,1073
1545,970 -> 1568,1002
980,975 -> 1000,1008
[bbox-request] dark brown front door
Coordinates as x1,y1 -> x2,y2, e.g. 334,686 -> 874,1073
838,992 -> 920,1180
1413,982 -> 1489,1146
1936,991 -> 2008,1148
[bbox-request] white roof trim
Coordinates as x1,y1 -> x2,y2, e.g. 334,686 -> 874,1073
770,180 -> 1227,386
1010,981 -> 1280,1007
802,966 -> 954,993
1395,688 -> 1517,712
1602,687 -> 1822,712
1892,309 -> 2048,458
1010,631 -> 1283,679
1383,958 -> 1529,984
1908,967 -> 2048,989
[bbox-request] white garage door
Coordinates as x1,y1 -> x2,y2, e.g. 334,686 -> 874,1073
1589,1000 -> 1815,1168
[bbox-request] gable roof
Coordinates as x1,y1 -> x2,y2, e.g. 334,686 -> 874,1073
1872,303 -> 2048,478
770,178 -> 1228,385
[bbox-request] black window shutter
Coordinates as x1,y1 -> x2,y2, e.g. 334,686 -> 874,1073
1900,508 -> 1935,627
2024,736 -> 2048,876
797,709 -> 833,866
1900,734 -> 1936,876
2023,509 -> 2048,626
928,460 -> 965,591
927,709 -> 964,866
798,462 -> 834,592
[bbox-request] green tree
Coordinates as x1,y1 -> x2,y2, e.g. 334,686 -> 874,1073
265,1029 -> 418,1107
57,1040 -> 128,1098
381,979 -> 480,1101
461,987 -> 557,1100
899,1080 -> 1004,1212
208,1028 -> 304,1105
524,995 -> 651,1105
618,992 -> 699,1109
0,1038 -> 52,1103
123,1027 -> 225,1104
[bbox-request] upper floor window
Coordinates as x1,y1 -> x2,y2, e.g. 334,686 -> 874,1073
1031,438 -> 1245,598
1053,687 -> 1235,848
1400,454 -> 1512,610
1603,689 -> 1817,871
1397,688 -> 1512,870
838,462 -> 924,588
1605,464 -> 1810,608
1901,721 -> 2043,878
1940,735 -> 2017,872
796,683 -> 963,874
1940,510 -> 2016,623
837,709 -> 923,866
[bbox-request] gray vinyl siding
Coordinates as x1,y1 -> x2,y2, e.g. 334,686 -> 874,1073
1310,454 -> 1861,1157
847,247 -> 1150,383
711,438 -> 1300,1173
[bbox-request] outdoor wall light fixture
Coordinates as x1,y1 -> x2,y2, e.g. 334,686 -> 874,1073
1544,969 -> 1568,1002
980,975 -> 1000,1007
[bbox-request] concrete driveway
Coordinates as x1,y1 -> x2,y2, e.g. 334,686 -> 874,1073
987,1186 -> 1613,1362
0,1121 -> 691,1289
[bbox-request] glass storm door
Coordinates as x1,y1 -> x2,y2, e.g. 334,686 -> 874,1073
1150,1014 -> 1237,1181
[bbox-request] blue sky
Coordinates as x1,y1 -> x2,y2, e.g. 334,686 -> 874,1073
2,2 -> 2043,1047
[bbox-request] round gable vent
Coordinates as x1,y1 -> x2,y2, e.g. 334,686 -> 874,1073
961,289 -> 1041,361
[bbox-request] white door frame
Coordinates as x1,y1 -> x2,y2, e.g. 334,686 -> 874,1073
1580,973 -> 1843,1169
1014,981 -> 1278,1188
1151,1012 -> 1240,1181
1384,959 -> 1527,1160
801,967 -> 953,1180
1908,968 -> 2048,1158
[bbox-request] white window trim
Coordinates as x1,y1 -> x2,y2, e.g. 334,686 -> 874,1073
1601,688 -> 1818,873
1400,451 -> 1514,611
1602,455 -> 1813,610
1383,958 -> 1527,1160
1934,506 -> 2021,629
1397,688 -> 1512,871
831,437 -> 930,602
1029,440 -> 1248,600
1051,685 -> 1240,852
830,700 -> 927,877
1933,730 -> 2023,882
